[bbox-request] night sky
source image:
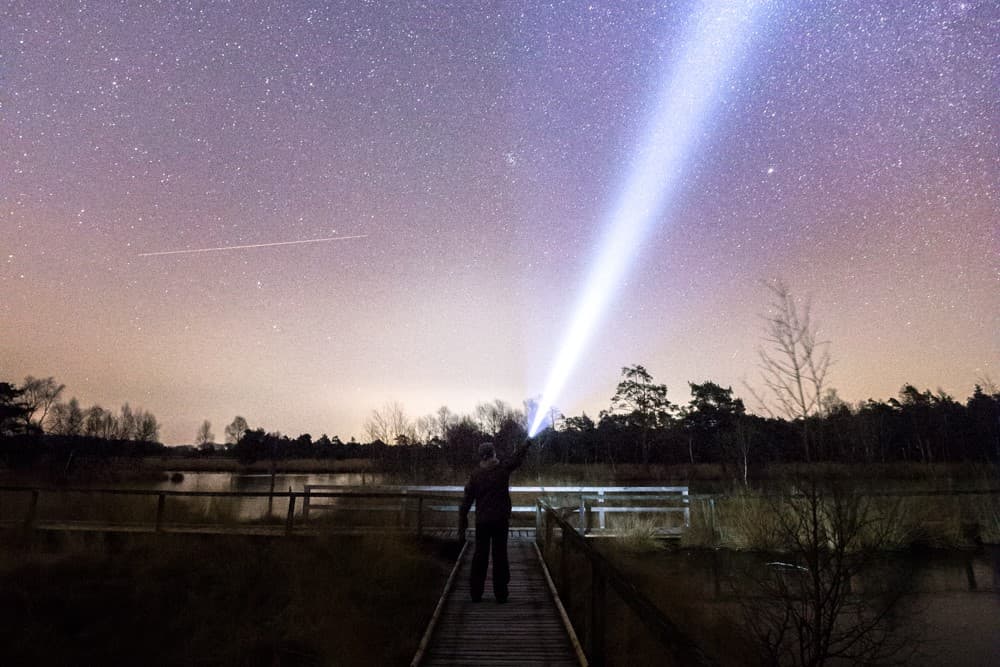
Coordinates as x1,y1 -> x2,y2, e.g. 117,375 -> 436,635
3,1 -> 996,445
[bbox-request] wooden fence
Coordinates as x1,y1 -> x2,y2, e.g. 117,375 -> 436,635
535,499 -> 714,667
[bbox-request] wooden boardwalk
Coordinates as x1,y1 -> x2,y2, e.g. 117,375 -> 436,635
414,536 -> 584,667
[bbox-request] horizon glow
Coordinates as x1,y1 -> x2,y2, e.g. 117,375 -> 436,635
529,0 -> 772,436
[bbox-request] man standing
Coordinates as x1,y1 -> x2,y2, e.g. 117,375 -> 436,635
458,440 -> 531,603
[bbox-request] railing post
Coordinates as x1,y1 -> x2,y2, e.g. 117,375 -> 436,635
560,526 -> 571,605
598,489 -> 606,530
535,501 -> 543,548
285,487 -> 296,535
302,486 -> 311,524
579,494 -> 586,534
268,466 -> 277,516
155,493 -> 166,533
590,561 -> 606,666
546,507 -> 554,552
23,489 -> 39,532
417,496 -> 424,537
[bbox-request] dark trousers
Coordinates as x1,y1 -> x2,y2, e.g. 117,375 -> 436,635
470,519 -> 510,601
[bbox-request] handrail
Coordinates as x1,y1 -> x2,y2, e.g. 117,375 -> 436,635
536,499 -> 714,666
0,486 -> 469,537
410,540 -> 469,667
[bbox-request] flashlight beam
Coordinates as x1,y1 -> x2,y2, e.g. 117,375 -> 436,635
529,0 -> 770,436
137,235 -> 367,257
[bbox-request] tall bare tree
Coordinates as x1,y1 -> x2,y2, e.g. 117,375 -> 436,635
196,420 -> 215,448
752,280 -> 832,462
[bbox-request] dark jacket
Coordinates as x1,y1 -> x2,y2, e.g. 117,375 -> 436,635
459,443 -> 530,524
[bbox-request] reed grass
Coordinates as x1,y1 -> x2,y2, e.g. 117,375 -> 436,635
0,531 -> 448,666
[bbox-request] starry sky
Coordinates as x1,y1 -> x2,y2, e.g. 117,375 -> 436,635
2,1 -> 996,445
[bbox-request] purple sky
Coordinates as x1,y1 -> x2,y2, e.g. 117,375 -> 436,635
3,1 -> 996,444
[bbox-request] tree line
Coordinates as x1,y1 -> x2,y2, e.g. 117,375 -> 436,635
3,282 -> 997,474
3,370 -> 998,473
0,377 -> 161,468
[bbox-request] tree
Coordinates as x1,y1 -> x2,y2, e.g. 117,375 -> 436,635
606,364 -> 673,464
364,401 -> 415,445
225,416 -> 249,445
118,403 -> 137,440
752,280 -> 832,462
20,376 -> 65,430
474,399 -> 521,438
736,475 -> 917,666
0,382 -> 32,436
48,397 -> 85,436
134,409 -> 160,442
434,406 -> 458,442
84,405 -> 108,438
196,420 -> 215,449
682,381 -> 746,468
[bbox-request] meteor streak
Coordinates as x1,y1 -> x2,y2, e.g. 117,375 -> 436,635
529,0 -> 772,436
137,235 -> 367,257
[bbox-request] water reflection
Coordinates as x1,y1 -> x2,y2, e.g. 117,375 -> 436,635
634,547 -> 1000,666
145,471 -> 389,522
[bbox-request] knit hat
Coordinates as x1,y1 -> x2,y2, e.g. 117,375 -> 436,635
478,442 -> 496,461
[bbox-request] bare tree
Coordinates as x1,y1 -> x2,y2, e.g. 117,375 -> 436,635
20,376 -> 65,429
436,405 -> 457,439
196,420 -> 215,448
118,403 -> 137,440
364,401 -> 416,444
752,280 -> 832,462
414,414 -> 438,444
474,399 -> 520,437
48,398 -> 84,436
736,476 -> 917,666
134,409 -> 160,442
225,416 -> 249,445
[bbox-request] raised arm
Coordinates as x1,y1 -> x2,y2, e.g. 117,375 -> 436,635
503,439 -> 531,472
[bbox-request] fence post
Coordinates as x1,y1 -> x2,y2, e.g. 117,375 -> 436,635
579,494 -> 586,534
302,486 -> 311,524
598,489 -> 606,530
155,493 -> 166,533
535,501 -> 543,548
417,496 -> 424,537
23,489 -> 39,531
285,487 -> 296,535
268,466 -> 277,516
590,560 -> 606,666
560,526 -> 571,605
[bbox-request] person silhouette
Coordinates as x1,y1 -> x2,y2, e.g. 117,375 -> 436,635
458,440 -> 531,603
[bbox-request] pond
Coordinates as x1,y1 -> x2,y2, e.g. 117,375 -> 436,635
604,545 -> 1000,666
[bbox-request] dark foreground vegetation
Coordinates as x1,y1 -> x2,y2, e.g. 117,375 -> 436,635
0,530 -> 449,666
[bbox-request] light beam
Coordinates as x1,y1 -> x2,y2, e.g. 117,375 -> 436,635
529,0 -> 772,436
138,235 -> 367,257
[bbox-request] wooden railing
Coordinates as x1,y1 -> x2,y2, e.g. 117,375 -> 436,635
1,484 -> 692,540
535,499 -> 713,667
303,484 -> 690,535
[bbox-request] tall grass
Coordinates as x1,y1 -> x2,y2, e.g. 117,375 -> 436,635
0,531 -> 449,666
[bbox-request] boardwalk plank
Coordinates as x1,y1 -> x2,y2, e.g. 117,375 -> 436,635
419,537 -> 581,667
